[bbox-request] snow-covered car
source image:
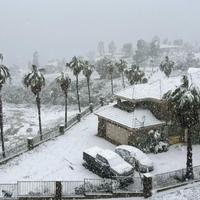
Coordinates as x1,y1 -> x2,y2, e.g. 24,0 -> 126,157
83,147 -> 133,179
115,145 -> 153,173
83,146 -> 103,173
96,149 -> 134,178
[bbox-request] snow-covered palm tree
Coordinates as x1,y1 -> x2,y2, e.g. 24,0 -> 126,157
160,56 -> 174,77
56,72 -> 71,127
125,64 -> 145,85
0,58 -> 10,158
115,59 -> 127,88
0,54 -> 3,64
163,75 -> 200,179
24,65 -> 45,140
106,60 -> 115,95
66,56 -> 83,112
83,60 -> 94,104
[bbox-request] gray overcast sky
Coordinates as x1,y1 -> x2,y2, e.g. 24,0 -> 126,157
0,0 -> 199,66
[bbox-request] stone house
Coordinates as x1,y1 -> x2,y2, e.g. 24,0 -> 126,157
95,81 -> 184,148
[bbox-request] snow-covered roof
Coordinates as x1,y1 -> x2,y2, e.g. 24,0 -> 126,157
188,67 -> 200,74
95,105 -> 165,129
83,146 -> 102,157
114,77 -> 181,102
115,82 -> 161,102
160,44 -> 182,49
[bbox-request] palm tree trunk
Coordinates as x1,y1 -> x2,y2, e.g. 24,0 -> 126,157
76,75 -> 81,112
0,87 -> 5,158
185,128 -> 194,180
110,73 -> 114,95
122,72 -> 125,88
87,77 -> 91,104
36,93 -> 42,141
64,92 -> 68,128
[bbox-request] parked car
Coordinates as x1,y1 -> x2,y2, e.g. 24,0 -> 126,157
83,147 -> 134,181
96,149 -> 134,178
83,146 -> 103,173
115,145 -> 153,173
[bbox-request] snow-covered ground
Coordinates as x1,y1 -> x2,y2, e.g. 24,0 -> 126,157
1,103 -> 78,150
81,182 -> 200,199
0,112 -> 200,183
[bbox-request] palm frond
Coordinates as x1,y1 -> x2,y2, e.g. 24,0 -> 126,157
23,65 -> 45,95
0,64 -> 11,86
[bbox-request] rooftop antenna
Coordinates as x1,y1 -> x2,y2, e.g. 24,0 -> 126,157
159,79 -> 162,99
131,84 -> 135,128
142,116 -> 145,127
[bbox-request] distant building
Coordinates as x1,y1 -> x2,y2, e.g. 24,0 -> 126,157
160,44 -> 183,54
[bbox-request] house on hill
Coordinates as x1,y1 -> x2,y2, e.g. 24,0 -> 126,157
95,80 -> 185,150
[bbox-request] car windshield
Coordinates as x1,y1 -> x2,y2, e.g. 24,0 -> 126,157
131,151 -> 146,160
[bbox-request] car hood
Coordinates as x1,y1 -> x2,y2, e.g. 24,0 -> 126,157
139,157 -> 153,167
111,162 -> 133,175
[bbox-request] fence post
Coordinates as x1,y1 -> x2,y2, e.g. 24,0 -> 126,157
17,181 -> 19,197
89,103 -> 93,113
55,181 -> 62,200
143,173 -> 152,198
110,179 -> 113,193
59,125 -> 65,135
84,178 -> 86,195
77,113 -> 81,122
100,97 -> 104,106
27,137 -> 34,150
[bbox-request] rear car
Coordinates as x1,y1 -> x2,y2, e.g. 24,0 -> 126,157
115,145 -> 153,173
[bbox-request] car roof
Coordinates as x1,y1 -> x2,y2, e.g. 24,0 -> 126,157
97,149 -> 119,160
116,145 -> 144,154
84,146 -> 103,157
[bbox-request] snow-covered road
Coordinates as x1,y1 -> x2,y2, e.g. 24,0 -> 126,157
0,113 -> 115,182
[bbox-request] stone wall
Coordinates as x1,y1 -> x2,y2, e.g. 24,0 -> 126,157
106,122 -> 131,145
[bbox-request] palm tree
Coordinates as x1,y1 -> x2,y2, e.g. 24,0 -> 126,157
56,72 -> 71,128
0,57 -> 10,158
125,64 -> 145,85
163,75 -> 200,180
160,56 -> 174,77
115,59 -> 127,88
83,61 -> 94,104
0,54 -> 3,63
24,65 -> 45,141
106,60 -> 114,95
66,56 -> 83,112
